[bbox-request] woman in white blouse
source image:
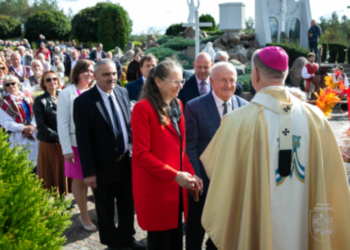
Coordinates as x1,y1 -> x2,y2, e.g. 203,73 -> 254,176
57,59 -> 96,231
0,75 -> 39,171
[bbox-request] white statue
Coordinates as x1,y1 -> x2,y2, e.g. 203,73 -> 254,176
281,0 -> 287,32
202,42 -> 215,62
187,0 -> 200,23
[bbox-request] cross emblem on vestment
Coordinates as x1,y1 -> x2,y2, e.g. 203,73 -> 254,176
283,106 -> 291,113
282,128 -> 290,136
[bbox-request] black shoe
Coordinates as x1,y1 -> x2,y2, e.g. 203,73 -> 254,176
125,240 -> 147,250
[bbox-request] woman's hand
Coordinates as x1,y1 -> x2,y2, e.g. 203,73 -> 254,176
64,153 -> 75,164
192,175 -> 203,194
175,172 -> 196,189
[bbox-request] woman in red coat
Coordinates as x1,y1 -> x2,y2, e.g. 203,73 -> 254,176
131,59 -> 203,250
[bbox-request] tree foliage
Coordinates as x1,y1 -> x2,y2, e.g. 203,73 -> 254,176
98,3 -> 132,51
318,12 -> 350,46
0,15 -> 21,39
199,14 -> 216,31
0,130 -> 71,249
24,10 -> 71,42
0,0 -> 60,23
165,23 -> 186,36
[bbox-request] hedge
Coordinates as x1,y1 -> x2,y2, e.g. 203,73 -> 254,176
0,130 -> 71,249
206,30 -> 224,36
265,43 -> 309,68
328,43 -> 347,63
156,36 -> 175,45
144,46 -> 194,68
321,43 -> 328,62
348,47 -> 350,64
161,37 -> 195,51
0,15 -> 21,39
199,14 -> 216,31
98,3 -> 132,51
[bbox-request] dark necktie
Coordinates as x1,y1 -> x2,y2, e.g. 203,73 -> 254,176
200,81 -> 207,95
223,102 -> 228,116
108,95 -> 125,153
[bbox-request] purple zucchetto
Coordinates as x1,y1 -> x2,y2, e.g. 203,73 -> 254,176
258,46 -> 289,71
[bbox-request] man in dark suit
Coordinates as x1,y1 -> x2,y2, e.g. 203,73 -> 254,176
125,54 -> 158,101
62,47 -> 72,78
89,43 -> 106,62
184,62 -> 248,250
106,51 -> 122,79
178,52 -> 243,108
74,59 -> 146,250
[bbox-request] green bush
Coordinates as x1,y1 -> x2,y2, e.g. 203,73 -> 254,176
144,47 -> 194,69
321,43 -> 328,62
71,3 -> 109,44
25,11 -> 71,43
199,14 -> 216,31
245,65 -> 252,74
98,3 -> 132,51
206,30 -> 224,36
347,47 -> 350,64
133,41 -> 142,47
156,36 -> 175,45
200,35 -> 220,44
161,37 -> 195,51
0,15 -> 21,39
266,43 -> 309,68
328,43 -> 347,63
0,130 -> 71,249
165,23 -> 186,36
237,74 -> 251,92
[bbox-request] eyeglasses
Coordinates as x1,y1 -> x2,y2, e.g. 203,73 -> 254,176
4,82 -> 16,87
46,77 -> 58,82
0,67 -> 5,71
165,78 -> 186,86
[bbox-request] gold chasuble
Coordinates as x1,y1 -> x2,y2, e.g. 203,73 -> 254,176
200,87 -> 350,250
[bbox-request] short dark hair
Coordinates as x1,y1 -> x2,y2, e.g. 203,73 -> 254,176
140,54 -> 158,68
307,53 -> 316,58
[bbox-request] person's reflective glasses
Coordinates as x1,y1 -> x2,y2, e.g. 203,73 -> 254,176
46,77 -> 58,82
0,67 -> 5,71
4,82 -> 16,87
165,78 -> 186,86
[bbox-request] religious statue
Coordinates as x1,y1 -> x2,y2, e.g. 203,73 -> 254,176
187,0 -> 200,24
281,0 -> 287,32
202,42 -> 215,62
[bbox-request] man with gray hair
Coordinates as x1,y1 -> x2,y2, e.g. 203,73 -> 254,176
214,51 -> 229,63
22,59 -> 43,92
105,51 -> 122,79
184,62 -> 248,250
8,52 -> 32,82
17,46 -> 26,65
201,46 -> 350,249
74,59 -> 146,250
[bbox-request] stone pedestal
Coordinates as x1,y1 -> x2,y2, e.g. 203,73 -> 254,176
219,2 -> 246,32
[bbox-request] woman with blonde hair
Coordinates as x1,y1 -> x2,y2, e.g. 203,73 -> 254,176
57,59 -> 96,231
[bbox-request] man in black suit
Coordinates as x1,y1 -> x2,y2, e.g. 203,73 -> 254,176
106,51 -> 122,79
89,43 -> 106,62
62,47 -> 72,78
178,52 -> 243,107
74,59 -> 146,250
125,54 -> 158,101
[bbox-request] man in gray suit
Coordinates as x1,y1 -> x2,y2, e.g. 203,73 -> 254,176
184,62 -> 248,250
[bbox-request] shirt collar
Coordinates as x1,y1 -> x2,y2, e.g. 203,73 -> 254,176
96,84 -> 115,102
195,75 -> 210,85
142,76 -> 146,83
212,90 -> 231,109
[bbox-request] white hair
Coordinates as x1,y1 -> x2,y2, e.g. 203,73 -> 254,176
3,75 -> 21,92
17,46 -> 25,51
214,51 -> 229,62
94,58 -> 115,73
211,62 -> 237,78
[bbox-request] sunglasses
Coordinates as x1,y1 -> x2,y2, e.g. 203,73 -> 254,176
45,77 -> 58,82
4,82 -> 16,87
0,67 -> 5,71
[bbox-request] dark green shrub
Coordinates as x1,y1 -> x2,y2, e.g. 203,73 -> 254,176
237,74 -> 251,92
328,43 -> 347,63
347,47 -> 350,64
98,3 -> 132,51
266,43 -> 309,68
199,14 -> 216,31
25,11 -> 71,43
161,37 -> 195,51
245,65 -> 252,74
71,3 -> 109,44
328,43 -> 338,63
165,23 -> 186,36
156,36 -> 175,45
144,47 -> 194,69
321,43 -> 328,62
0,130 -> 71,249
207,30 -> 224,36
0,15 -> 21,39
200,35 -> 220,44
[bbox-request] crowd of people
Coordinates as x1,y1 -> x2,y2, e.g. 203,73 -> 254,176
0,31 -> 350,250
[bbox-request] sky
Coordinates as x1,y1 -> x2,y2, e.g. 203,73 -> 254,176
58,0 -> 350,34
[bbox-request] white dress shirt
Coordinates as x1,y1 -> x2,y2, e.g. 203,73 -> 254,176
195,75 -> 211,94
96,85 -> 128,152
71,60 -> 78,71
212,91 -> 232,118
301,63 -> 319,79
96,51 -> 102,60
142,76 -> 146,83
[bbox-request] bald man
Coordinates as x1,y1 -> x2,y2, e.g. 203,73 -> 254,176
201,46 -> 350,249
178,52 -> 243,107
184,62 -> 248,250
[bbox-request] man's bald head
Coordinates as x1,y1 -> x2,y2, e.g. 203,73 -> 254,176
193,52 -> 213,81
106,52 -> 113,59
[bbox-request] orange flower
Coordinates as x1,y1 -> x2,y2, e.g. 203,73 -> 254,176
315,88 -> 340,118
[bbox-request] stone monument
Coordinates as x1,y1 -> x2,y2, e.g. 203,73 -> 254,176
219,2 -> 246,32
187,0 -> 200,24
255,0 -> 312,49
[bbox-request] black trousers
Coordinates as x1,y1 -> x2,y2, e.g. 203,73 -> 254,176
186,189 -> 217,250
94,160 -> 135,248
147,189 -> 183,250
309,41 -> 319,62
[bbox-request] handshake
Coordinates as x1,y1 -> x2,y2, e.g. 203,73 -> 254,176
175,172 -> 203,202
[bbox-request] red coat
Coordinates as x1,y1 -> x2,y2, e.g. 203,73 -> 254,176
131,98 -> 195,231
